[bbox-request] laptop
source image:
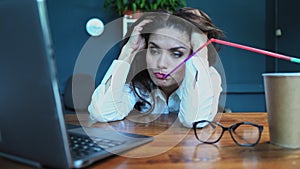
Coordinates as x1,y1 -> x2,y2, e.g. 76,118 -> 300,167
0,0 -> 153,168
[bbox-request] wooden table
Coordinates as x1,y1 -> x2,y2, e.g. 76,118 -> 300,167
1,112 -> 300,169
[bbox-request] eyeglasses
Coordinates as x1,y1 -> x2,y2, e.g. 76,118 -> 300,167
193,120 -> 263,146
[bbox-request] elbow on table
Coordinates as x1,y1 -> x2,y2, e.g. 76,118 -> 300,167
88,104 -> 124,123
178,114 -> 194,128
178,107 -> 214,128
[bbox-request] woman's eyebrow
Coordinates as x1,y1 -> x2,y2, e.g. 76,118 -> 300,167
149,42 -> 187,50
149,42 -> 160,48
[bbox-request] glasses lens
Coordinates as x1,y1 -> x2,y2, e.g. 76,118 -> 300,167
231,124 -> 260,145
194,121 -> 223,143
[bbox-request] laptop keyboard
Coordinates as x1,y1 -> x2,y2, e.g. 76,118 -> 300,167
69,133 -> 125,159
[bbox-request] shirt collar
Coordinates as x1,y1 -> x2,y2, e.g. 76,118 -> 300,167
176,83 -> 183,99
154,84 -> 183,103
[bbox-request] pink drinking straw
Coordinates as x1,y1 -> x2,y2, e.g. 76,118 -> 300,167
163,38 -> 300,79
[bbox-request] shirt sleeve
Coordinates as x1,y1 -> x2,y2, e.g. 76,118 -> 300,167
178,56 -> 222,128
88,60 -> 138,122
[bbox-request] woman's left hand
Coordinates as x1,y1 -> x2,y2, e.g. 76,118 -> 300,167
191,31 -> 208,60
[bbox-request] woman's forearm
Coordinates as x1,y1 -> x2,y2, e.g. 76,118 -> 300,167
88,60 -> 134,122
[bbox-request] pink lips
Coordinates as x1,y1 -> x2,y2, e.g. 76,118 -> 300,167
154,72 -> 166,79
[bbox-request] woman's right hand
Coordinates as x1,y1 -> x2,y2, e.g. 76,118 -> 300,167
191,31 -> 208,60
118,19 -> 152,63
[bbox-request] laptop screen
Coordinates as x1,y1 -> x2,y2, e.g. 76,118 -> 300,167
0,0 -> 72,168
0,1 -> 154,168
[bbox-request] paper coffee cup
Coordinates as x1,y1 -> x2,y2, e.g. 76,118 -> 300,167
263,73 -> 300,149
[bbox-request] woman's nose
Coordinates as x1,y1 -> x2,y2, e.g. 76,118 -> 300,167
157,53 -> 168,69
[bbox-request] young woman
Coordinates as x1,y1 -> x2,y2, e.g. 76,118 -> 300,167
88,8 -> 224,128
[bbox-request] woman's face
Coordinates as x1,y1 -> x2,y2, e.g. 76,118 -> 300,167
146,27 -> 191,90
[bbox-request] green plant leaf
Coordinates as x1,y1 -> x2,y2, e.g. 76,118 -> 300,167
103,0 -> 187,16
140,0 -> 145,8
181,0 -> 187,6
132,3 -> 137,13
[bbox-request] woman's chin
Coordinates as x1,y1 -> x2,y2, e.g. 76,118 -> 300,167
153,78 -> 169,87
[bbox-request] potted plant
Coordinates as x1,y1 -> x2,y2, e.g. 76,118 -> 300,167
147,0 -> 187,13
104,0 -> 187,17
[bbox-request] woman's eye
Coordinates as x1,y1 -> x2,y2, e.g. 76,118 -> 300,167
149,48 -> 160,55
171,51 -> 183,58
